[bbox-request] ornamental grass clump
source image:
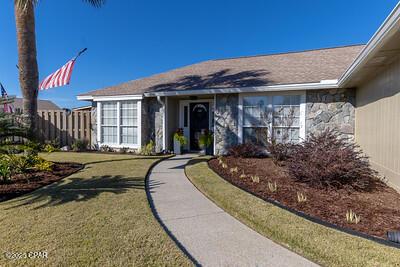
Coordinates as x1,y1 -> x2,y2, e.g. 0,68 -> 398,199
250,175 -> 260,183
346,210 -> 361,224
230,167 -> 238,174
296,192 -> 307,203
287,129 -> 377,191
268,181 -> 277,192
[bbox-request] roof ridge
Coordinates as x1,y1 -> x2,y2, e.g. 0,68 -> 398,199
212,44 -> 366,61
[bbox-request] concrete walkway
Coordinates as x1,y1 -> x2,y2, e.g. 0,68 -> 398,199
148,155 -> 318,267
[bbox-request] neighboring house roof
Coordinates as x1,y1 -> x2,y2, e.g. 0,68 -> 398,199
79,45 -> 365,97
13,98 -> 62,110
72,105 -> 92,111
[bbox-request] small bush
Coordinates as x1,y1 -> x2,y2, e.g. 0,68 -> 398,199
267,140 -> 297,163
72,139 -> 89,152
43,144 -> 60,153
100,145 -> 113,152
31,156 -> 53,172
0,156 -> 11,183
173,128 -> 187,146
228,143 -> 265,158
6,154 -> 30,174
140,140 -> 155,156
120,147 -> 129,154
287,129 -> 377,190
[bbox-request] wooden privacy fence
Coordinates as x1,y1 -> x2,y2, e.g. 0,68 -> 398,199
37,110 -> 92,147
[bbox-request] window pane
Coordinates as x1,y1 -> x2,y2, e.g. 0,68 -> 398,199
242,95 -> 301,145
243,96 -> 270,126
101,102 -> 117,126
121,126 -> 137,144
184,106 -> 188,127
120,101 -> 138,127
243,127 -> 269,146
101,126 -> 117,143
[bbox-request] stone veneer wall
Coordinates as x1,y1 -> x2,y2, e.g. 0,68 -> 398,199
215,94 -> 239,155
90,102 -> 98,149
306,88 -> 355,139
141,97 -> 164,153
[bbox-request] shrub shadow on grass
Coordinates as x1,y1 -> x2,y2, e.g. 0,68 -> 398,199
83,157 -> 164,166
5,174 -> 164,210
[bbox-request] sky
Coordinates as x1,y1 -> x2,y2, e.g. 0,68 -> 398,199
0,0 -> 399,108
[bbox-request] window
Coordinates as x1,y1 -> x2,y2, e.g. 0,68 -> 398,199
120,101 -> 138,144
242,96 -> 271,146
272,95 -> 300,143
242,95 -> 301,145
101,102 -> 117,143
100,100 -> 139,146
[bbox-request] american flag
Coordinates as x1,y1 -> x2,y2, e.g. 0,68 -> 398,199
39,48 -> 87,91
1,83 -> 13,113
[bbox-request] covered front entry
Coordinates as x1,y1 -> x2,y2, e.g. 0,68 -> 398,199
178,99 -> 214,152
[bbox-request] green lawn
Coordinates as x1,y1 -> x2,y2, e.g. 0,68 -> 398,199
0,152 -> 191,267
185,158 -> 400,267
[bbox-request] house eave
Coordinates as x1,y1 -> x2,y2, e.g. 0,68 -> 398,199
77,94 -> 143,101
338,2 -> 400,87
143,81 -> 339,97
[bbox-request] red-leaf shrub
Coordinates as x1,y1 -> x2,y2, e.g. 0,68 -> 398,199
287,129 -> 377,191
228,143 -> 265,158
267,140 -> 298,164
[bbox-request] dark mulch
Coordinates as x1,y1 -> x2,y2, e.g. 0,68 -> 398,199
0,162 -> 83,202
209,156 -> 400,239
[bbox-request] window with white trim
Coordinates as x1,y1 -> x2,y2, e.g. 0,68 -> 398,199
101,102 -> 118,143
120,101 -> 138,144
100,100 -> 139,146
242,95 -> 301,145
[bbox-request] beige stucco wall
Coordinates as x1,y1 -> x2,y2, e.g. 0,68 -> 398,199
355,57 -> 400,190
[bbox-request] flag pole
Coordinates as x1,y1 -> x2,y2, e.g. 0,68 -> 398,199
75,48 -> 88,60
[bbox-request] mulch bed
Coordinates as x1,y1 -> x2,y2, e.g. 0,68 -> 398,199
209,156 -> 400,239
0,162 -> 83,202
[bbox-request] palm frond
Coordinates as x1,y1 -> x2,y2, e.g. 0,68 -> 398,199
82,0 -> 106,8
15,0 -> 106,9
15,0 -> 38,10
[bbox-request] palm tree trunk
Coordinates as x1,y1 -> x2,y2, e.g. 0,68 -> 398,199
14,1 -> 39,138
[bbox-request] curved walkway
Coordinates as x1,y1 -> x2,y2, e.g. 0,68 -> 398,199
148,155 -> 318,267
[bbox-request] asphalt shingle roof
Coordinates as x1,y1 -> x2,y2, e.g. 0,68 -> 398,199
80,44 -> 365,97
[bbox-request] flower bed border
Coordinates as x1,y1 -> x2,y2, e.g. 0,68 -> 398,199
206,158 -> 400,249
0,162 -> 84,203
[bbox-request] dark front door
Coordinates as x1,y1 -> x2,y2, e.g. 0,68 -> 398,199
190,102 -> 209,151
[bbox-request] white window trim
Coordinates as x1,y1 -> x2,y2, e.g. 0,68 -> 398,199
96,100 -> 142,149
238,91 -> 306,144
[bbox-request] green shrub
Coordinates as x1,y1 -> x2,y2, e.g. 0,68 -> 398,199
43,144 -> 60,153
199,130 -> 213,149
173,128 -> 187,146
31,156 -> 53,172
18,140 -> 42,158
140,140 -> 154,156
6,154 -> 30,174
71,139 -> 89,152
0,156 -> 11,183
